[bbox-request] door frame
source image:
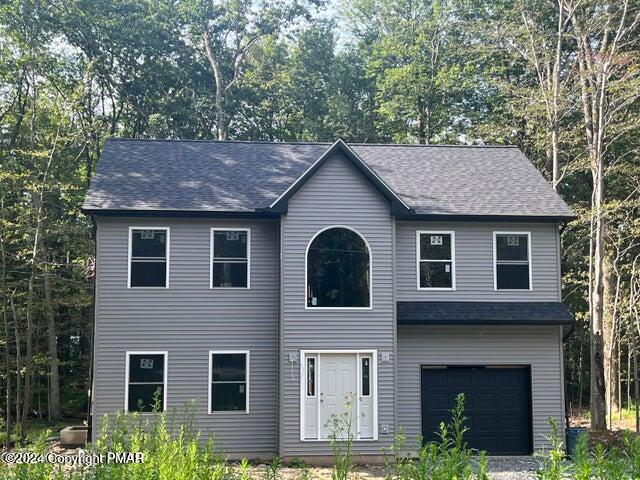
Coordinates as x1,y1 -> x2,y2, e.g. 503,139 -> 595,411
300,349 -> 378,442
419,364 -> 533,455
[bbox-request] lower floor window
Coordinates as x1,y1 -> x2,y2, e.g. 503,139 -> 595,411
209,351 -> 249,413
126,352 -> 167,412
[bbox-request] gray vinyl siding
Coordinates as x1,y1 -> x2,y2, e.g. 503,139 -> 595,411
280,153 -> 395,457
396,221 -> 561,301
92,217 -> 278,456
397,325 -> 564,451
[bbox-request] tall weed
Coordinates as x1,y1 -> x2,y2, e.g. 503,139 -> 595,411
384,393 -> 486,480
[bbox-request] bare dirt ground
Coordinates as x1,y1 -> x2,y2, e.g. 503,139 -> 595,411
244,457 -> 540,480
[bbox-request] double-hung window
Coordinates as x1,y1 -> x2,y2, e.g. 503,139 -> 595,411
211,229 -> 250,288
209,351 -> 249,413
128,228 -> 169,288
494,232 -> 532,290
417,231 -> 455,289
126,352 -> 167,412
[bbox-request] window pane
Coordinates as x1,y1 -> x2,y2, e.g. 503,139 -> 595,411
307,358 -> 315,396
212,262 -> 247,288
497,264 -> 530,290
420,233 -> 452,260
307,228 -> 370,308
214,231 -> 247,259
131,261 -> 166,287
132,230 -> 166,258
211,383 -> 246,411
128,384 -> 163,412
362,357 -> 370,396
420,262 -> 453,288
496,235 -> 528,261
129,354 -> 165,383
212,354 -> 246,382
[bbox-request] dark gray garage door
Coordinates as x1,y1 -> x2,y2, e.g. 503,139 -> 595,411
421,366 -> 532,455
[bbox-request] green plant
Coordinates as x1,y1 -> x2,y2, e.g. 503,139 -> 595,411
384,393 -> 485,480
535,419 -> 569,480
326,393 -> 356,480
239,458 -> 251,480
263,456 -> 282,480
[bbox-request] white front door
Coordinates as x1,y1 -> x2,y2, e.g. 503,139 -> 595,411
301,351 -> 377,441
320,354 -> 357,439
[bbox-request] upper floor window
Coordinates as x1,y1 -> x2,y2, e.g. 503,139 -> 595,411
494,232 -> 531,290
126,351 -> 167,412
128,228 -> 169,288
211,229 -> 250,288
306,226 -> 371,308
417,231 -> 455,289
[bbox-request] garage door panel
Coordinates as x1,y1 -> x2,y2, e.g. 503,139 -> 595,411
475,392 -> 497,409
421,366 -> 532,455
426,393 -> 450,409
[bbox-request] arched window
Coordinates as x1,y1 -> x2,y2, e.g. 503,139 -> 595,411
306,227 -> 371,308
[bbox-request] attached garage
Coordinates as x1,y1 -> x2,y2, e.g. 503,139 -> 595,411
397,324 -> 567,453
421,366 -> 532,455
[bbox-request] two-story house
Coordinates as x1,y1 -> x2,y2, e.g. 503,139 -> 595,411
83,138 -> 574,461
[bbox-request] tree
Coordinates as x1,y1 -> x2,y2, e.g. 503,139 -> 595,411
180,0 -> 319,140
564,0 -> 640,429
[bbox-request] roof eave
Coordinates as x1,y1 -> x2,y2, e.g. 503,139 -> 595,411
81,208 -> 280,219
394,213 -> 577,222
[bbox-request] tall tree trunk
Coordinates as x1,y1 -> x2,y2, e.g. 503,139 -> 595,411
10,294 -> 20,425
590,167 -> 606,429
3,304 -> 11,448
43,268 -> 60,421
1,201 -> 12,448
604,256 -> 620,424
202,33 -> 227,141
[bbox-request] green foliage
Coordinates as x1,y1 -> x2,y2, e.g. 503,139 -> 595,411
535,420 -> 569,480
536,419 -> 640,479
384,393 -> 486,480
326,393 -> 356,480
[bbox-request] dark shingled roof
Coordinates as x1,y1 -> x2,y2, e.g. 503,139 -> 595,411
83,138 -> 575,219
397,301 -> 574,326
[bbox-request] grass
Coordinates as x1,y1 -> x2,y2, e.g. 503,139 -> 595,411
0,417 -> 81,447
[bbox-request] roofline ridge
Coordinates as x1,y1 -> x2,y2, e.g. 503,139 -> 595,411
106,137 -> 332,146
105,137 -> 519,148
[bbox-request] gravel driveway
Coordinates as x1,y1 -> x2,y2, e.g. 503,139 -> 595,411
483,456 -> 540,479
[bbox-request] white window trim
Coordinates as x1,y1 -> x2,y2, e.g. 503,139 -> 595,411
124,350 -> 168,413
210,228 -> 251,289
304,225 -> 373,311
208,350 -> 250,414
416,230 -> 456,291
493,231 -> 533,291
127,226 -> 170,289
299,349 -> 378,442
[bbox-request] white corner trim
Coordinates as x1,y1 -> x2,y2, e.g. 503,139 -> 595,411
124,350 -> 168,413
210,228 -> 251,289
208,350 -> 250,414
304,225 -> 373,310
127,226 -> 170,289
492,231 -> 533,291
415,230 -> 456,291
